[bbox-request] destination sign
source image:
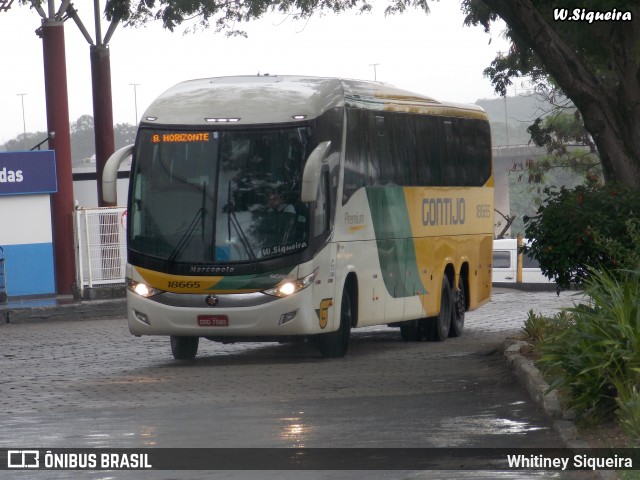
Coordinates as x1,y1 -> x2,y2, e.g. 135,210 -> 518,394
151,133 -> 211,143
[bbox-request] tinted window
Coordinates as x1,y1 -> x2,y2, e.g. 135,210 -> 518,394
343,108 -> 492,202
493,251 -> 512,268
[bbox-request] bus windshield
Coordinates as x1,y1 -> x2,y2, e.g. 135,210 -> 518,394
129,126 -> 313,266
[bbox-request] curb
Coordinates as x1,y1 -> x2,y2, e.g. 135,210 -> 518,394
1,298 -> 126,325
503,339 -> 616,480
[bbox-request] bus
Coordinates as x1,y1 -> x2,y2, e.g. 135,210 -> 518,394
102,75 -> 494,360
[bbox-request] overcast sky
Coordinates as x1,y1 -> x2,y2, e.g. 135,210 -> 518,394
0,1 -> 511,145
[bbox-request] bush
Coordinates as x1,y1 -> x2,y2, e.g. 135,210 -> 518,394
524,181 -> 640,289
616,385 -> 640,445
522,309 -> 573,343
537,268 -> 640,424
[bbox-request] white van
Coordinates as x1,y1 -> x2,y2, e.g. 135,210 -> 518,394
493,238 -> 555,285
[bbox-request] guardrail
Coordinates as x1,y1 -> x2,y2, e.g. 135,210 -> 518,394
73,206 -> 127,297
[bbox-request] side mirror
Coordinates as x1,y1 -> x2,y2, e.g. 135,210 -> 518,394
300,141 -> 331,203
102,144 -> 133,204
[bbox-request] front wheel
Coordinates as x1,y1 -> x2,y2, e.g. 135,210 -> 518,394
318,288 -> 352,358
170,336 -> 199,360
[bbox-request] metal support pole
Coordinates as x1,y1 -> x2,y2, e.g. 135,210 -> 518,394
90,44 -> 116,207
42,19 -> 76,295
516,235 -> 524,284
17,93 -> 27,150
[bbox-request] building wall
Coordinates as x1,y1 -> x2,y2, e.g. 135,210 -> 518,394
0,194 -> 55,296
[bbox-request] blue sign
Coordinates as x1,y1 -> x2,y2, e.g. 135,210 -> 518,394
0,150 -> 57,196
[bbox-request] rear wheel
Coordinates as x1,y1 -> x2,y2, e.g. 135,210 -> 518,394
432,276 -> 453,341
449,276 -> 466,337
318,288 -> 352,358
170,336 -> 199,360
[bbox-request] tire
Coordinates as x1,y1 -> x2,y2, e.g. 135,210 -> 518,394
432,276 -> 453,342
170,336 -> 199,360
400,320 -> 422,341
318,288 -> 352,358
449,276 -> 466,338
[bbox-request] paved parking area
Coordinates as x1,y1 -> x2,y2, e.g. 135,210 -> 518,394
0,288 -> 591,480
1,287 -> 578,417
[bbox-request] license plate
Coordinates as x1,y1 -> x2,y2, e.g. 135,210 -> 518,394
198,315 -> 229,327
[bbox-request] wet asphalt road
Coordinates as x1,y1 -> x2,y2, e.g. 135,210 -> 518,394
1,288 -> 594,479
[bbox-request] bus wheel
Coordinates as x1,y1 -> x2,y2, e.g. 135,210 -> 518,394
449,277 -> 465,337
170,336 -> 199,360
400,320 -> 422,341
432,276 -> 453,341
318,288 -> 352,358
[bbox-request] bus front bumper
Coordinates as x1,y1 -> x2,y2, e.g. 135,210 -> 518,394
126,287 -> 324,337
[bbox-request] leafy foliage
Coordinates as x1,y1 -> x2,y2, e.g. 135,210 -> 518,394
537,268 -> 640,425
522,309 -> 572,343
2,130 -> 50,152
521,89 -> 602,184
524,181 -> 640,289
104,0 -> 429,35
28,0 -> 640,186
616,384 -> 640,445
1,116 -> 136,165
463,0 -> 640,186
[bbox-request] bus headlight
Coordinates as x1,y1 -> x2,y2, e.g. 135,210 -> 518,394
127,279 -> 164,298
263,270 -> 317,298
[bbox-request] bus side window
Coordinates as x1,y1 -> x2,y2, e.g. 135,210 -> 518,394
415,116 -> 438,186
314,171 -> 331,237
442,120 -> 457,186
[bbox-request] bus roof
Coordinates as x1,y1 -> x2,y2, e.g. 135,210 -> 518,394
141,75 -> 488,126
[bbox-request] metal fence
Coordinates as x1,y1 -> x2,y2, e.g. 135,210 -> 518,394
74,207 -> 127,296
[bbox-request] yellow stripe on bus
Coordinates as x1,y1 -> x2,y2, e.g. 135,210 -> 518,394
134,266 -> 225,294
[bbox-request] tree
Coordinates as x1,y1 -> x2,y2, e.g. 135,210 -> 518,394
114,122 -> 137,148
524,101 -> 602,185
2,116 -> 136,164
2,131 -> 49,152
463,0 -> 640,187
103,0 -> 408,36
105,1 -> 639,186
71,115 -> 97,162
524,181 -> 640,289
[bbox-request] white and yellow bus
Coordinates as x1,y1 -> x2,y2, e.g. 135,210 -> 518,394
103,75 -> 494,360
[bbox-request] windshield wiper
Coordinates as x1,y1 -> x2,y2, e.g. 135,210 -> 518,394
166,182 -> 208,269
226,208 -> 257,262
166,207 -> 207,269
224,180 -> 257,262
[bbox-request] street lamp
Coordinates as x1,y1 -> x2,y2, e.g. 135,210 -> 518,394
17,93 -> 27,150
368,63 -> 381,81
130,83 -> 140,125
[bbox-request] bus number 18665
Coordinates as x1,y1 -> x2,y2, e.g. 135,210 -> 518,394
476,204 -> 491,218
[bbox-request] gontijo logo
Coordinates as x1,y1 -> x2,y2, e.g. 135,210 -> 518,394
422,197 -> 466,226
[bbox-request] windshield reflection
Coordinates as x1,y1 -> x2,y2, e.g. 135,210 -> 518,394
130,127 -> 313,265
